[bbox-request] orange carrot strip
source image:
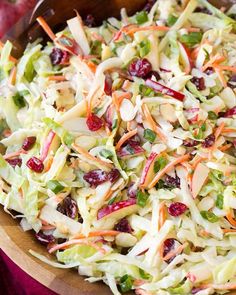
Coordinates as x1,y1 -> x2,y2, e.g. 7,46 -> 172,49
49,239 -> 106,254
222,128 -> 236,133
217,65 -> 236,73
85,60 -> 97,73
202,55 -> 226,72
142,104 -> 166,142
222,228 -> 236,233
215,122 -> 225,140
214,67 -> 227,88
8,66 -> 17,85
219,143 -> 232,152
72,230 -> 120,240
0,41 -> 17,63
226,209 -> 236,227
163,242 -> 188,261
48,75 -> 66,81
148,154 -> 190,189
72,143 -> 113,169
116,92 -> 132,107
3,149 -> 26,160
158,202 -> 167,231
36,16 -> 56,41
115,129 -> 137,150
104,189 -> 113,201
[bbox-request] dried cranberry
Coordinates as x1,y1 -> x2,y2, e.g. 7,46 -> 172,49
204,67 -> 214,75
35,232 -> 55,245
107,169 -> 120,183
145,70 -> 161,81
143,0 -> 155,12
84,14 -> 96,27
50,48 -> 70,65
22,136 -> 36,151
127,183 -> 137,198
202,134 -> 215,148
165,175 -> 180,188
190,77 -> 206,91
168,202 -> 188,217
163,238 -> 175,257
104,74 -> 113,96
26,157 -> 44,173
222,106 -> 236,118
183,139 -> 198,147
57,196 -> 78,219
128,58 -> 152,78
194,7 -> 211,14
86,113 -> 104,131
117,143 -> 145,157
228,75 -> 236,88
6,158 -> 22,168
83,169 -> 108,187
114,218 -> 132,233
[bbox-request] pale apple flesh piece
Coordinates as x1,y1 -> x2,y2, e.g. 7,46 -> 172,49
191,163 -> 210,198
160,104 -> 177,123
140,152 -> 159,187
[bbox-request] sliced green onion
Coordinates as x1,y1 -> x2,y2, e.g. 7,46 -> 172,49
90,40 -> 102,56
47,180 -> 65,194
137,190 -> 149,208
12,92 -> 26,108
135,11 -> 148,24
144,128 -> 156,143
139,268 -> 150,280
154,156 -> 167,173
100,149 -> 113,159
138,39 -> 151,58
200,210 -> 219,223
179,32 -> 203,47
208,111 -> 218,120
119,275 -> 134,293
167,15 -> 178,26
216,194 -> 224,210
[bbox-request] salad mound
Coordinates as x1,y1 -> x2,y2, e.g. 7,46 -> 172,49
1,0 -> 236,294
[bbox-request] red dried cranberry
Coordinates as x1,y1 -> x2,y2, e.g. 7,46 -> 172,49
183,139 -> 198,147
107,169 -> 120,183
128,58 -> 152,78
127,183 -> 137,198
114,218 -> 132,233
86,113 -> 104,131
104,74 -> 113,96
202,134 -> 215,148
83,169 -> 108,187
145,70 -> 161,80
22,136 -> 36,151
57,196 -> 78,219
117,143 -> 145,157
35,232 -> 55,245
26,157 -> 44,173
165,175 -> 180,188
228,75 -> 236,88
204,67 -> 214,75
84,14 -> 96,27
190,77 -> 206,91
223,106 -> 236,118
143,0 -> 155,12
163,238 -> 175,257
50,48 -> 69,65
168,202 -> 188,217
6,158 -> 22,168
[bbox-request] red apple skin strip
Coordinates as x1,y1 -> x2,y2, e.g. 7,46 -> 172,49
148,154 -> 190,189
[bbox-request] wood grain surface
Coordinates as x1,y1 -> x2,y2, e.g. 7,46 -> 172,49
1,1 -> 236,295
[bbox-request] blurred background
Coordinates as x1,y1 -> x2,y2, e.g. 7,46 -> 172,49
0,0 -> 36,38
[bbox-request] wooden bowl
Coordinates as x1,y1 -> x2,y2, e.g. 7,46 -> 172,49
1,1 -> 236,295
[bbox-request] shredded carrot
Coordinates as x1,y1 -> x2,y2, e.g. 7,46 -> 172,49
104,189 -> 113,201
214,67 -> 227,88
148,154 -> 189,189
72,143 -> 113,169
44,156 -> 54,172
163,242 -> 188,261
222,228 -> 236,233
0,41 -> 17,63
48,75 -> 66,81
112,92 -> 132,110
49,239 -> 106,254
222,128 -> 236,133
219,143 -> 232,152
36,16 -> 56,41
72,230 -> 120,240
215,122 -> 225,140
142,104 -> 166,142
191,155 -> 206,170
202,55 -> 226,72
85,60 -> 97,73
3,149 -> 26,160
226,209 -> 236,227
8,66 -> 17,85
115,129 -> 137,150
217,65 -> 236,73
158,201 -> 167,231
